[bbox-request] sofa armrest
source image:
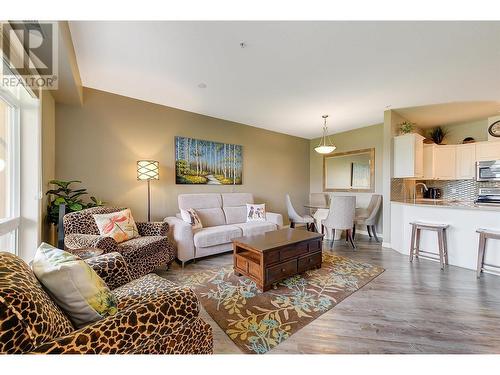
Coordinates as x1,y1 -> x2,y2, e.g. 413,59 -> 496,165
164,217 -> 195,262
64,233 -> 118,253
31,287 -> 203,354
266,212 -> 283,229
136,221 -> 169,236
85,252 -> 132,290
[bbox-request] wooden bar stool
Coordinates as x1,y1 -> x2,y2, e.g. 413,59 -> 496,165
409,221 -> 449,270
476,229 -> 500,278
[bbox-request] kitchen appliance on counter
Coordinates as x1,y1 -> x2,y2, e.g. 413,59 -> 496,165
476,160 -> 500,182
423,187 -> 442,199
475,187 -> 500,205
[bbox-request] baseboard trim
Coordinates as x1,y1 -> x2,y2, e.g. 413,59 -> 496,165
382,241 -> 391,249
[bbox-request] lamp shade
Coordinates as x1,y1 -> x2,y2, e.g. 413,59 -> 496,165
137,160 -> 159,180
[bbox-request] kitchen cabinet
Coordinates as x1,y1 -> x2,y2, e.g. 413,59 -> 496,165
434,145 -> 456,180
423,144 -> 435,179
393,134 -> 425,178
476,141 -> 500,161
422,143 -> 474,180
455,143 -> 476,179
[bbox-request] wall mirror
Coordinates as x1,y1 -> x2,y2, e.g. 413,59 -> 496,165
323,148 -> 375,192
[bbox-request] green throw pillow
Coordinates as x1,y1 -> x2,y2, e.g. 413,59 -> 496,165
32,243 -> 118,328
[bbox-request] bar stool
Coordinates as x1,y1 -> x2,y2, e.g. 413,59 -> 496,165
476,229 -> 500,278
409,221 -> 449,270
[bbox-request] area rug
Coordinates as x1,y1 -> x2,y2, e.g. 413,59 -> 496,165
170,253 -> 384,354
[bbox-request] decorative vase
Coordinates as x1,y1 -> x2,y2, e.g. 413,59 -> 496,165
48,223 -> 58,247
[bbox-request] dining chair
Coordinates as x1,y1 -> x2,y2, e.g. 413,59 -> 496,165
353,194 -> 382,242
322,196 -> 356,249
286,194 -> 316,231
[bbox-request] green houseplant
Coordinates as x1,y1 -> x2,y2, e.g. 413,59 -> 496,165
46,180 -> 104,245
399,121 -> 415,135
428,126 -> 449,145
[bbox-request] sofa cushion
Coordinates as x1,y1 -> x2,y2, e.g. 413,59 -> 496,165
93,208 -> 140,243
32,243 -> 118,328
196,208 -> 226,227
221,193 -> 254,207
193,225 -> 242,248
234,222 -> 277,237
113,273 -> 179,310
178,193 -> 222,210
223,206 -> 247,224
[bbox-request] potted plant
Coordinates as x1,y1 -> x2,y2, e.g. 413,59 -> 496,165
399,121 -> 415,135
428,126 -> 449,145
46,180 -> 105,246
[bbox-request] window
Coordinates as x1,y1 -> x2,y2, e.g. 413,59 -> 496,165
0,86 -> 20,254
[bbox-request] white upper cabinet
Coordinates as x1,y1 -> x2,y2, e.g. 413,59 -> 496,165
434,145 -> 457,180
393,134 -> 425,178
423,144 -> 435,179
455,144 -> 476,179
476,141 -> 500,161
422,143 -> 475,180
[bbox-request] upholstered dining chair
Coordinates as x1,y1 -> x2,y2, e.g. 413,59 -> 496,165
286,194 -> 315,231
353,194 -> 382,242
322,196 -> 356,249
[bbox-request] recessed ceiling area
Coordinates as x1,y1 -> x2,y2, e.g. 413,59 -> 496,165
69,21 -> 500,139
394,101 -> 500,129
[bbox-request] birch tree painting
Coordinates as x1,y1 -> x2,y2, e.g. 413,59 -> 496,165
175,136 -> 243,184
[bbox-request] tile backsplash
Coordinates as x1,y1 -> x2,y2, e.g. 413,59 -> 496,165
391,178 -> 500,201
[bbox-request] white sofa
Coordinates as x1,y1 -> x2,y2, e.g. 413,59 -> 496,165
164,193 -> 283,265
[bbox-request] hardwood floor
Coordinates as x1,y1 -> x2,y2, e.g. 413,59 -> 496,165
157,234 -> 500,354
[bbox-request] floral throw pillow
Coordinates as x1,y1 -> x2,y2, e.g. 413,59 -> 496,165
32,243 -> 118,328
246,203 -> 266,222
180,208 -> 203,230
93,208 -> 139,243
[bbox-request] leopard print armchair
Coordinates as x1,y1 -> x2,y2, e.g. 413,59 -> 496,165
63,206 -> 176,279
0,251 -> 213,354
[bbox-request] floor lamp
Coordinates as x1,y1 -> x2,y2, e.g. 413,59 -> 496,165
137,160 -> 159,221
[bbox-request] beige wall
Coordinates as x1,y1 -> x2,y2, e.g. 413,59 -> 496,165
443,118 -> 489,144
309,123 -> 384,232
41,91 -> 56,242
55,88 -> 310,223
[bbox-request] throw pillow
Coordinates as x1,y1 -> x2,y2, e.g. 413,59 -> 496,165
93,208 -> 139,243
180,208 -> 203,230
32,243 -> 118,328
246,203 -> 266,222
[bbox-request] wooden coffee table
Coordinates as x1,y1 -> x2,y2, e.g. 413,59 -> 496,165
233,228 -> 324,291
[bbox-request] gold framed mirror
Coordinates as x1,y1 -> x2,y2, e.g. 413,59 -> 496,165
323,148 -> 375,192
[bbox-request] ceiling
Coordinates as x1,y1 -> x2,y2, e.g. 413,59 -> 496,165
69,21 -> 500,139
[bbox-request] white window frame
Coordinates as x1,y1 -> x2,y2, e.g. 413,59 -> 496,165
0,86 -> 21,254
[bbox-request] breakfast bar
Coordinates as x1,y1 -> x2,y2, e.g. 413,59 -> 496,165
390,200 -> 500,271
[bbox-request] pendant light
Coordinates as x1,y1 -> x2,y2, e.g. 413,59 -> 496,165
314,115 -> 336,154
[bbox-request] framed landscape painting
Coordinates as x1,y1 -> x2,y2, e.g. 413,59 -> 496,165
175,136 -> 242,185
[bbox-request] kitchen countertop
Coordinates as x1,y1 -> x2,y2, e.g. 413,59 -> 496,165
391,199 -> 500,211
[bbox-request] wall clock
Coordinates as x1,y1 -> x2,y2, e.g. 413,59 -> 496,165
488,120 -> 500,138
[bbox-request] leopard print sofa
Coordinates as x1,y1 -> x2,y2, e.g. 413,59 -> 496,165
0,251 -> 213,354
63,207 -> 176,279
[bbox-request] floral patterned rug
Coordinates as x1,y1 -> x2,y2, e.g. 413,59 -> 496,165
170,253 -> 384,354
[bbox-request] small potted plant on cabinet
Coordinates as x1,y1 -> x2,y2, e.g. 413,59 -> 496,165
428,126 -> 449,145
399,121 -> 415,135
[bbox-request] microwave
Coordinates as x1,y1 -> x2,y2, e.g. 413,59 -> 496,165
476,160 -> 500,181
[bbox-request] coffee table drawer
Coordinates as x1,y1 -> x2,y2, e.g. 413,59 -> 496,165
280,243 -> 308,260
298,252 -> 322,273
266,259 -> 298,284
308,240 -> 321,253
